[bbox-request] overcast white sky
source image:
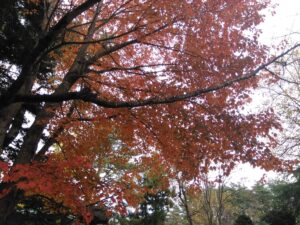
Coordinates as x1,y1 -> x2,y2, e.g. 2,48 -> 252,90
260,0 -> 300,45
229,0 -> 300,188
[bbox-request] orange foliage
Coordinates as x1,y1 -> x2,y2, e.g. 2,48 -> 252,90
0,0 -> 293,223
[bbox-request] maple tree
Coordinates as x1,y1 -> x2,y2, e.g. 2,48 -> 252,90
0,0 -> 297,224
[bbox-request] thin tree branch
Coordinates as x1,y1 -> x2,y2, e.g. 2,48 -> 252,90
8,44 -> 300,108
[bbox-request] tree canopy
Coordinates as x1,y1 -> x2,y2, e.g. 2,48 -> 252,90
0,0 -> 297,224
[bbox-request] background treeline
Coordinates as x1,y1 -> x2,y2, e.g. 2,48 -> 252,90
109,169 -> 300,225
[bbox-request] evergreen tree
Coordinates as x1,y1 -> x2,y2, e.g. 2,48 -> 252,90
234,214 -> 254,225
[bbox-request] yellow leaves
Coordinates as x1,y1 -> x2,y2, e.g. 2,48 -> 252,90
16,203 -> 25,209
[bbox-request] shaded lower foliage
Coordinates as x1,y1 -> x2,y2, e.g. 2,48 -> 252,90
234,214 -> 254,225
262,210 -> 296,225
3,195 -> 109,225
